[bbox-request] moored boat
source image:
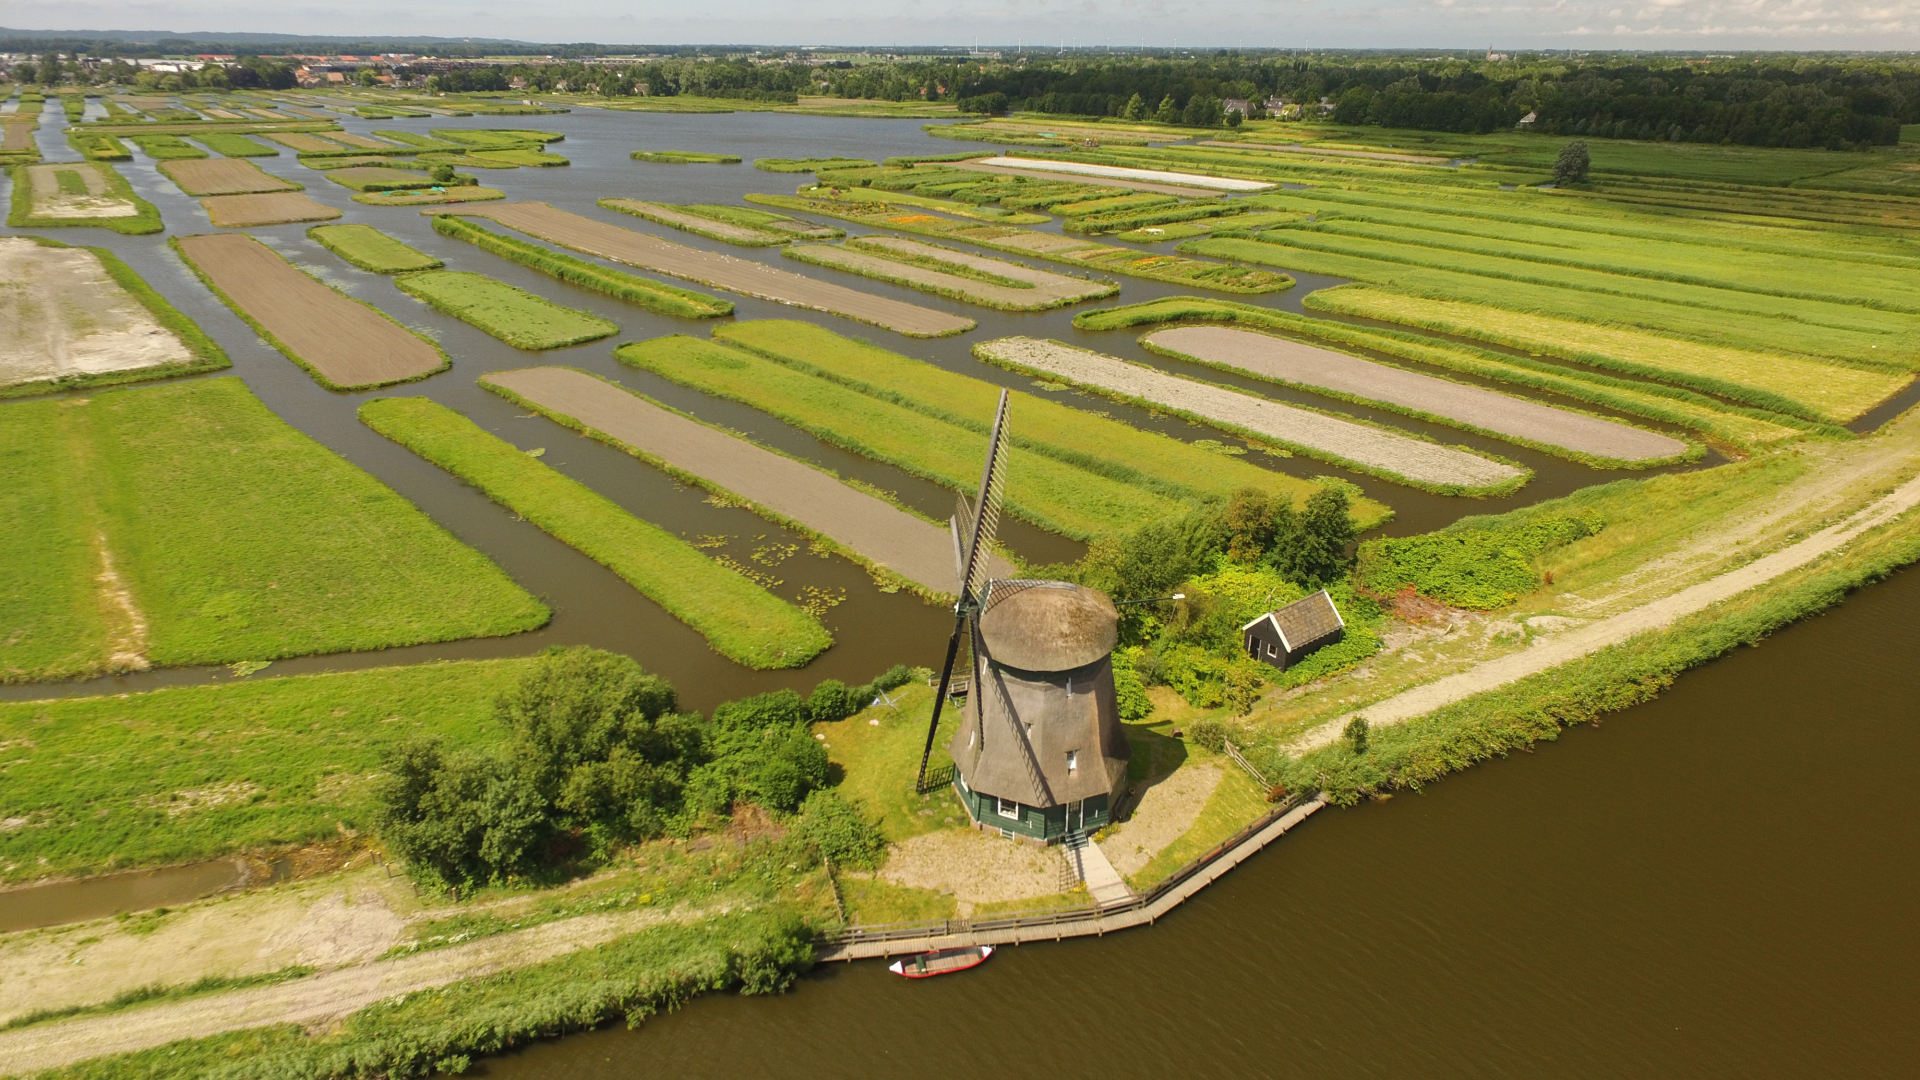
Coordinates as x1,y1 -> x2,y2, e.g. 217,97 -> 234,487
888,945 -> 994,978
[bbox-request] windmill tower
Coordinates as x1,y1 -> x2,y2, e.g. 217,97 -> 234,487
916,391 -> 1130,843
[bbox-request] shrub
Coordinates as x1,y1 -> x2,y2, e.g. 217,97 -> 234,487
1188,718 -> 1228,751
1345,716 -> 1370,755
1111,647 -> 1154,720
429,163 -> 456,182
1358,511 -> 1604,610
798,790 -> 885,870
805,679 -> 858,725
1553,140 -> 1591,185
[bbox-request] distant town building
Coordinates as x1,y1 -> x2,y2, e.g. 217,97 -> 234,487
1242,590 -> 1345,672
1222,97 -> 1252,118
1517,110 -> 1538,127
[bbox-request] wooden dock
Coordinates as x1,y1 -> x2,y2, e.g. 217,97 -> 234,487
817,794 -> 1327,962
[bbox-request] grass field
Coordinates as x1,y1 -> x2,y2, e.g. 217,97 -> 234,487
394,270 -> 619,350
0,378 -> 548,683
0,658 -> 532,881
194,132 -> 278,157
8,162 -> 163,235
126,134 -> 207,160
792,182 -> 1052,224
308,224 -> 443,274
755,156 -> 875,172
360,397 -> 828,668
631,150 -> 740,163
430,213 -> 734,319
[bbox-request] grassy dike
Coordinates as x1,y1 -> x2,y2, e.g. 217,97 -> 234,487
430,213 -> 734,319
359,397 -> 829,668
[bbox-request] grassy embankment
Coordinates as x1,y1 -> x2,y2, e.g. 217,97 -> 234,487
1,236 -> 230,400
744,190 -> 1291,294
394,270 -> 619,350
615,320 -> 1384,538
1074,297 -> 1819,452
6,161 -> 163,235
194,131 -> 278,156
308,223 -> 442,273
630,150 -> 741,163
601,198 -> 790,246
0,379 -> 547,684
430,213 -> 733,319
359,397 -> 828,668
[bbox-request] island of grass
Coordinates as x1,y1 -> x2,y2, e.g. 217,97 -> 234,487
360,397 -> 829,668
309,223 -> 443,273
600,199 -> 842,247
395,270 -> 620,350
0,378 -> 547,684
430,213 -> 733,319
355,185 -> 506,207
8,161 -> 162,235
126,133 -> 208,160
755,156 -> 876,172
783,235 -> 1119,311
632,150 -> 741,164
1,236 -> 229,399
196,131 -> 279,157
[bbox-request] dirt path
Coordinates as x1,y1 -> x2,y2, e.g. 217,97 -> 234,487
0,903 -> 709,1073
158,158 -> 297,197
437,202 -> 974,338
1292,471 -> 1920,752
788,238 -> 1116,310
174,233 -> 442,389
1145,325 -> 1688,463
978,337 -> 1525,491
483,366 -> 1014,592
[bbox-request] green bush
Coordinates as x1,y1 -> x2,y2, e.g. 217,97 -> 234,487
1359,511 -> 1604,609
1112,647 -> 1154,720
798,789 -> 885,870
1187,718 -> 1228,751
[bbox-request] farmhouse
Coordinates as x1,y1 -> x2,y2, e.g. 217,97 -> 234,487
1242,589 -> 1345,672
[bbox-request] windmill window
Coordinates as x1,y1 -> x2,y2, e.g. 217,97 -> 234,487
1066,750 -> 1078,773
996,796 -> 1020,820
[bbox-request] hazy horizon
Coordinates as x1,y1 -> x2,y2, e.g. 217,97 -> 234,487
6,1 -> 1920,52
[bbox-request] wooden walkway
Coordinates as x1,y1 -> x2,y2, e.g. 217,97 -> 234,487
818,794 -> 1326,962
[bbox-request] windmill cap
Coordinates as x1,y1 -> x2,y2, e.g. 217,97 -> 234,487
978,580 -> 1118,672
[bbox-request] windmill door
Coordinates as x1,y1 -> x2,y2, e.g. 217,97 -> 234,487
1069,799 -> 1085,834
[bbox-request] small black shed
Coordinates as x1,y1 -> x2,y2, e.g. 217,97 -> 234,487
1242,589 -> 1345,671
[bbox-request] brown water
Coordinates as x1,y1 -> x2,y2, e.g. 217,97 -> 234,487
473,568 -> 1920,1078
0,859 -> 245,934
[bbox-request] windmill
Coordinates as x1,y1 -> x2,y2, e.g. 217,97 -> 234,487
915,390 -> 1130,844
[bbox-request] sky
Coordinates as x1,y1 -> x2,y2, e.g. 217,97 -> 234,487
7,0 -> 1920,51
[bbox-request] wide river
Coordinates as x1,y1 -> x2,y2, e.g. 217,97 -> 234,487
479,566 -> 1920,1078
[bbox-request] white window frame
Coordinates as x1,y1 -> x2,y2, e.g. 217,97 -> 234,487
996,796 -> 1020,820
1066,750 -> 1078,773
1267,642 -> 1278,657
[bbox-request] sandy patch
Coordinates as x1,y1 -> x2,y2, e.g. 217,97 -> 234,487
25,163 -> 137,220
158,157 -> 297,197
880,828 -> 1068,908
0,238 -> 192,388
979,336 -> 1525,490
1146,325 -> 1688,463
201,192 -> 341,227
174,233 -> 442,388
437,201 -> 973,338
1103,762 -> 1223,876
2,122 -> 33,152
93,536 -> 150,672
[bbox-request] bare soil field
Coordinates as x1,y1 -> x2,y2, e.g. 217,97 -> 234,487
440,202 -> 974,337
1145,325 -> 1689,463
174,233 -> 444,389
201,191 -> 341,227
323,165 -> 432,191
157,157 -> 298,196
25,163 -> 136,219
2,121 -> 33,151
949,158 -> 1236,197
787,236 -> 1118,310
326,131 -> 399,150
602,199 -> 784,244
483,367 -> 1003,592
978,336 -> 1525,491
0,238 -> 191,388
262,132 -> 345,153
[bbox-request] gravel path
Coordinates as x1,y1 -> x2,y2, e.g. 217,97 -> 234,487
483,367 -> 1011,593
788,237 -> 1115,310
175,233 -> 442,388
438,202 -> 973,338
978,337 -> 1524,491
1293,471 -> 1920,753
1145,326 -> 1687,463
0,905 -> 704,1074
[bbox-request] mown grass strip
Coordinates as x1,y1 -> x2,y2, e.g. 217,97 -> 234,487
431,213 -> 733,319
614,334 -> 1184,539
704,320 -> 1386,524
194,131 -> 278,157
394,270 -> 619,350
360,397 -> 828,668
308,223 -> 443,273
1074,297 -> 1822,450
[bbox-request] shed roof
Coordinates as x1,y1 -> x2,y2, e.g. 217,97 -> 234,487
1240,589 -> 1345,652
978,580 -> 1117,672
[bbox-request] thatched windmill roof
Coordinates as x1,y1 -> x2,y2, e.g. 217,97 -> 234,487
977,580 -> 1118,673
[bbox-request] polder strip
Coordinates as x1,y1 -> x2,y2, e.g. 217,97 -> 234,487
708,320 -> 1386,523
613,335 -> 1183,539
309,223 -> 443,274
393,270 -> 618,351
431,214 -> 733,318
780,239 -> 1118,312
359,397 -> 828,669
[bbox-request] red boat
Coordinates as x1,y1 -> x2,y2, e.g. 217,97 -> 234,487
889,945 -> 994,978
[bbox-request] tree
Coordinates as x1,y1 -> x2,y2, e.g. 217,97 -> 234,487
1344,715 -> 1370,754
428,163 -> 456,183
358,68 -> 379,87
1153,94 -> 1179,125
1552,140 -> 1591,185
1182,95 -> 1223,127
12,63 -> 35,85
1226,108 -> 1244,128
1223,488 -> 1279,564
1122,92 -> 1147,121
1267,485 -> 1356,587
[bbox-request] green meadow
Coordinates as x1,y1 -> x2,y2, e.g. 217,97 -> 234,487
395,270 -> 619,350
